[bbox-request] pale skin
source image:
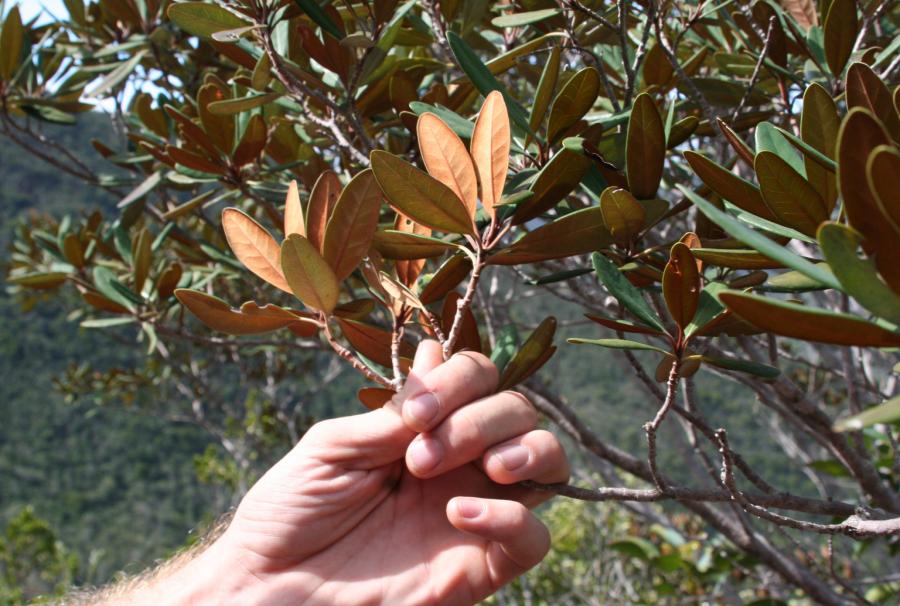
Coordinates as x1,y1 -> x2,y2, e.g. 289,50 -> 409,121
93,341 -> 570,606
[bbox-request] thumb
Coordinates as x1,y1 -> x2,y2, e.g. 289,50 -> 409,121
297,340 -> 444,468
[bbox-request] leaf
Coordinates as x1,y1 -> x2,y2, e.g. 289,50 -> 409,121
207,92 -> 281,115
470,91 -> 511,220
663,243 -> 700,329
817,222 -> 900,324
600,187 -> 646,245
0,5 -> 24,81
420,254 -> 472,305
283,181 -> 305,237
685,282 -> 729,337
592,253 -> 666,331
490,206 -> 613,265
408,102 -> 474,140
683,151 -> 776,221
372,230 -> 456,259
529,45 -> 561,143
370,151 -> 474,235
92,267 -> 141,310
800,83 -> 840,210
867,145 -> 900,236
547,67 -> 600,144
167,2 -> 251,39
718,291 -> 900,347
586,314 -> 665,336
175,289 -> 307,335
780,0 -> 818,30
418,113 -> 478,219
293,0 -> 345,40
626,93 -> 666,199
679,186 -> 842,289
499,317 -> 557,390
490,326 -> 519,374
197,83 -> 234,154
491,8 -> 561,27
511,148 -> 591,224
568,337 -> 670,354
837,108 -> 899,292
834,395 -> 900,432
668,116 -> 700,149
358,388 -> 396,410
823,0 -> 857,76
700,355 -> 780,379
87,51 -> 148,98
446,32 -> 532,134
281,234 -> 340,313
337,318 -> 414,370
755,151 -> 828,237
233,113 -> 267,166
222,208 -> 290,293
845,62 -> 900,144
131,228 -> 152,294
755,122 -> 805,177
9,272 -> 68,290
609,537 -> 660,561
692,248 -> 783,269
322,169 -> 382,280
306,171 -> 342,252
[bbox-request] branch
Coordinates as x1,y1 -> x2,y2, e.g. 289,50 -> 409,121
323,319 -> 393,388
644,354 -> 680,491
442,245 -> 484,359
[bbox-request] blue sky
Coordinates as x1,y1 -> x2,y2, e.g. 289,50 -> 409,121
14,0 -> 69,22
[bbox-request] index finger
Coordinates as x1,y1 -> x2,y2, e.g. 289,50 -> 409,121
401,351 -> 499,433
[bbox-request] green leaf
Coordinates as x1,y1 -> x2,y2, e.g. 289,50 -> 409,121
724,202 -> 817,244
446,32 -> 532,134
834,395 -> 900,432
0,5 -> 24,81
207,92 -> 281,115
755,122 -> 805,177
683,151 -> 775,220
510,148 -> 591,224
293,0 -> 344,40
754,151 -> 827,236
370,151 -> 474,235
699,355 -> 780,379
600,187 -> 645,245
281,234 -> 340,313
679,186 -> 842,290
823,0 -> 857,76
718,291 -> 900,347
626,93 -> 666,199
408,102 -> 475,140
528,45 -> 561,144
93,266 -> 141,311
490,325 -> 519,374
167,2 -> 251,39
568,337 -> 669,354
685,282 -> 728,337
547,67 -> 600,144
491,8 -> 561,27
81,317 -> 138,328
817,222 -> 900,324
610,537 -> 661,560
765,268 -> 829,291
499,317 -> 557,390
592,253 -> 667,331
87,50 -> 148,98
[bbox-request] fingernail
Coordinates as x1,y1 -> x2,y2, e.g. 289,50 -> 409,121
456,498 -> 484,519
406,392 -> 439,425
409,437 -> 442,473
495,444 -> 530,471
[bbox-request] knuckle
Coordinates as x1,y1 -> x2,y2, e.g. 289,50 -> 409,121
452,351 -> 499,386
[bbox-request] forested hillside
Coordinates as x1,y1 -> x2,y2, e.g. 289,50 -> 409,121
0,115 -> 221,588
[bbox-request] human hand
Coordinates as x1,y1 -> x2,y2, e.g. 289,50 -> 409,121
201,340 -> 569,605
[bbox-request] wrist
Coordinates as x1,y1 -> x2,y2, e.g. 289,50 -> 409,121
121,531 -> 270,606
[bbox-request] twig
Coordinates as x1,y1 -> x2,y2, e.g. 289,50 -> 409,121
644,354 -> 681,492
732,16 -> 775,123
390,315 -> 405,390
442,245 -> 484,359
323,318 -> 393,388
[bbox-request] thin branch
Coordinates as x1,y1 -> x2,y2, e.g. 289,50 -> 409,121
442,245 -> 484,359
323,318 -> 393,388
644,354 -> 681,492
